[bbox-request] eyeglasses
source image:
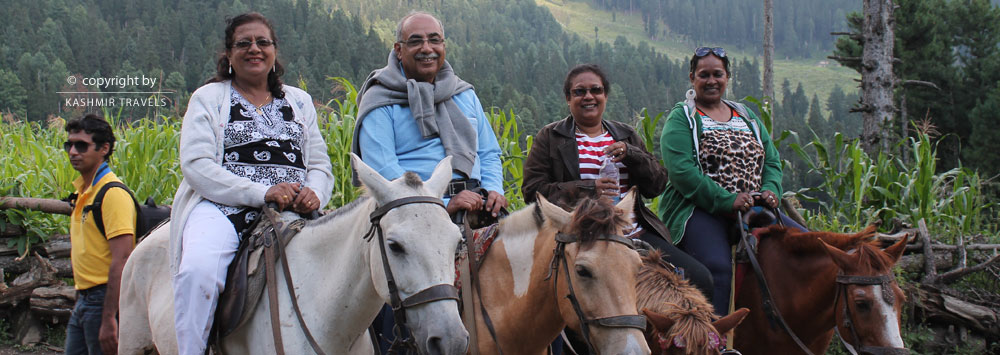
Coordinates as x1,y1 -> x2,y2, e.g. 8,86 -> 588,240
232,38 -> 275,49
399,37 -> 445,48
694,47 -> 727,58
63,141 -> 95,153
570,86 -> 605,97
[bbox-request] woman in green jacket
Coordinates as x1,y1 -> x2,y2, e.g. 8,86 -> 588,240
658,47 -> 805,316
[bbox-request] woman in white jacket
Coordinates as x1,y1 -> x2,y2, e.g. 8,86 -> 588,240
169,12 -> 333,355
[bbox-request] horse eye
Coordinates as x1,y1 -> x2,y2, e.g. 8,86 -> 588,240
854,300 -> 872,313
575,265 -> 593,279
388,240 -> 405,254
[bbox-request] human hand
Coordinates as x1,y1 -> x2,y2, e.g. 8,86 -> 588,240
483,190 -> 508,217
291,186 -> 321,214
446,190 -> 485,215
594,177 -> 620,199
732,192 -> 753,213
99,317 -> 118,355
756,190 -> 779,209
602,142 -> 628,163
265,182 -> 301,211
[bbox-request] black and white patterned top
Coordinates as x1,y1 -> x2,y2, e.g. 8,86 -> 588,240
214,87 -> 307,238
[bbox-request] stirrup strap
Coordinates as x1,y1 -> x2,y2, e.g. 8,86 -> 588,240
264,237 -> 285,355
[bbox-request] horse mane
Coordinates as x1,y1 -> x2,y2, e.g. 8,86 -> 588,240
636,251 -> 717,353
497,202 -> 544,237
312,195 -> 371,226
568,198 -> 627,243
760,224 -> 894,272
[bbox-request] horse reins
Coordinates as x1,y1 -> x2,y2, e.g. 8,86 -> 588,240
736,207 -> 816,355
364,196 -> 461,354
548,232 -> 647,354
833,271 -> 909,355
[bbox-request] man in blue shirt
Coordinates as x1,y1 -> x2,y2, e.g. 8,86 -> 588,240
352,11 -> 507,216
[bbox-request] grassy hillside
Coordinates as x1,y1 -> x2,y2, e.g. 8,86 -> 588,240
537,0 -> 859,116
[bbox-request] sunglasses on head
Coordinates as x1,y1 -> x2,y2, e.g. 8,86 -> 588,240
63,141 -> 95,153
570,86 -> 605,97
694,47 -> 727,58
232,38 -> 275,49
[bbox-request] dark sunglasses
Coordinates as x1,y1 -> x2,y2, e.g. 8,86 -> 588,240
63,141 -> 95,153
694,47 -> 727,58
570,86 -> 605,97
233,38 -> 275,49
399,37 -> 445,48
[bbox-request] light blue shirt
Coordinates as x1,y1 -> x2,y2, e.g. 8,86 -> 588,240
358,89 -> 504,197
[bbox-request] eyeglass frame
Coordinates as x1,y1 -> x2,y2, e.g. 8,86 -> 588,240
232,38 -> 276,50
63,141 -> 96,153
694,47 -> 727,58
397,36 -> 445,48
570,86 -> 606,97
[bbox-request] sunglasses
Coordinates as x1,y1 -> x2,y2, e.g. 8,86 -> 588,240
63,141 -> 95,153
694,47 -> 727,58
570,86 -> 605,97
399,37 -> 445,48
233,38 -> 275,49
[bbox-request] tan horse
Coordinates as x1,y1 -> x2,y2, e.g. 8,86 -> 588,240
637,251 -> 749,355
119,155 -> 469,354
467,193 -> 650,354
734,225 -> 908,355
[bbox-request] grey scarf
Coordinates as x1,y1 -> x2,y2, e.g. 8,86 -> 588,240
352,50 -> 477,181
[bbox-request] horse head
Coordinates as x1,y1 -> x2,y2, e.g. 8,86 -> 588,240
821,234 -> 909,355
537,190 -> 650,354
352,153 -> 468,355
642,308 -> 749,355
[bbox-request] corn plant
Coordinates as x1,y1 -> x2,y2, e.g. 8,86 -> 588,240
487,107 -> 532,210
320,76 -> 363,208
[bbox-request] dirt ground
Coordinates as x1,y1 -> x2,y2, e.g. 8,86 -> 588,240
0,344 -> 60,355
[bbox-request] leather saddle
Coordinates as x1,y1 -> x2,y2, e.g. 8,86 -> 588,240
210,211 -> 308,342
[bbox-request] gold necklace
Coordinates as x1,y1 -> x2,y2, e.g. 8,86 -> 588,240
233,82 -> 271,114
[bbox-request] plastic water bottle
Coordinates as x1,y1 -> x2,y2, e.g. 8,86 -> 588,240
599,155 -> 620,203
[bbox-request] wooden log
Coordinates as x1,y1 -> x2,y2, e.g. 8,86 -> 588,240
0,197 -> 71,215
919,219 -> 936,282
0,253 -> 62,307
42,237 -> 71,259
933,254 -> 1000,285
905,283 -> 1000,337
0,256 -> 73,279
0,224 -> 25,237
30,285 -> 75,320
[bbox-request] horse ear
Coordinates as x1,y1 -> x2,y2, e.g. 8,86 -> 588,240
821,239 -> 857,271
536,193 -> 571,229
351,153 -> 391,198
642,308 -> 675,334
425,156 -> 454,198
616,187 -> 637,212
883,234 -> 909,263
712,307 -> 750,334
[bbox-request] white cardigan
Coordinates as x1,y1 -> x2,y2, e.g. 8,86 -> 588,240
169,81 -> 334,274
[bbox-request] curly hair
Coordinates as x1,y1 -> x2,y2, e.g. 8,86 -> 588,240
65,114 -> 115,161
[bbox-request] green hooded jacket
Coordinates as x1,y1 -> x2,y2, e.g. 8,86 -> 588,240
657,99 -> 783,244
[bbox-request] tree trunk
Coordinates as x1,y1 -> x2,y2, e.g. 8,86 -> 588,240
763,0 -> 774,101
860,0 -> 897,154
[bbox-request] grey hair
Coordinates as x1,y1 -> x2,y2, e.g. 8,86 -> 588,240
395,11 -> 445,42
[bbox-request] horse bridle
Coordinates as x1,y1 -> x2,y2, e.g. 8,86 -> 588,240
364,196 -> 462,354
834,272 -> 909,355
547,232 -> 647,354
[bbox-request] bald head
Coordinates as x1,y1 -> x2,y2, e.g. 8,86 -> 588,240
396,11 -> 445,42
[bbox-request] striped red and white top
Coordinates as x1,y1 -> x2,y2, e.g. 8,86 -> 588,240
575,131 -> 641,236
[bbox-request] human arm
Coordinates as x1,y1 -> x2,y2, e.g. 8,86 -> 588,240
179,87 -> 269,207
98,189 -> 136,355
609,125 -> 668,199
751,111 -> 783,198
357,106 -> 407,181
296,88 -> 334,208
659,107 -> 737,214
470,93 -> 507,215
521,124 -> 596,205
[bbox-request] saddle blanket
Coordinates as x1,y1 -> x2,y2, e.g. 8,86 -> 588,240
454,223 -> 500,290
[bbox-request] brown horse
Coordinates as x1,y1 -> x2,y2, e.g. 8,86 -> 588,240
637,251 -> 749,355
467,192 -> 649,354
734,224 -> 909,354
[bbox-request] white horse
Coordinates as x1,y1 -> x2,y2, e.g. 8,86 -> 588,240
119,154 -> 469,354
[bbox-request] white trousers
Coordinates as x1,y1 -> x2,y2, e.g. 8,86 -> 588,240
173,201 -> 239,355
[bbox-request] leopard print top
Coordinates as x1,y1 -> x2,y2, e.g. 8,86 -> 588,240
697,108 -> 765,194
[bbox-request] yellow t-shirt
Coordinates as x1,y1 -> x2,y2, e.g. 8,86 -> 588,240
70,171 -> 136,290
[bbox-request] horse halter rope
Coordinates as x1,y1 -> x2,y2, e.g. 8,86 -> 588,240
834,273 -> 909,355
364,196 -> 462,354
548,232 -> 647,354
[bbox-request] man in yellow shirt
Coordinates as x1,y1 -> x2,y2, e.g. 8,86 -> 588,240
65,114 -> 135,355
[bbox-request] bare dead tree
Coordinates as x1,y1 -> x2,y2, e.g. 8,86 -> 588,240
860,0 -> 897,154
763,0 -> 774,102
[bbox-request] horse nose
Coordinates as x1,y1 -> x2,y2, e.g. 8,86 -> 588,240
424,334 -> 469,355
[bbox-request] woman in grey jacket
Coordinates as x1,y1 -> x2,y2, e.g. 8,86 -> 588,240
169,13 -> 332,355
